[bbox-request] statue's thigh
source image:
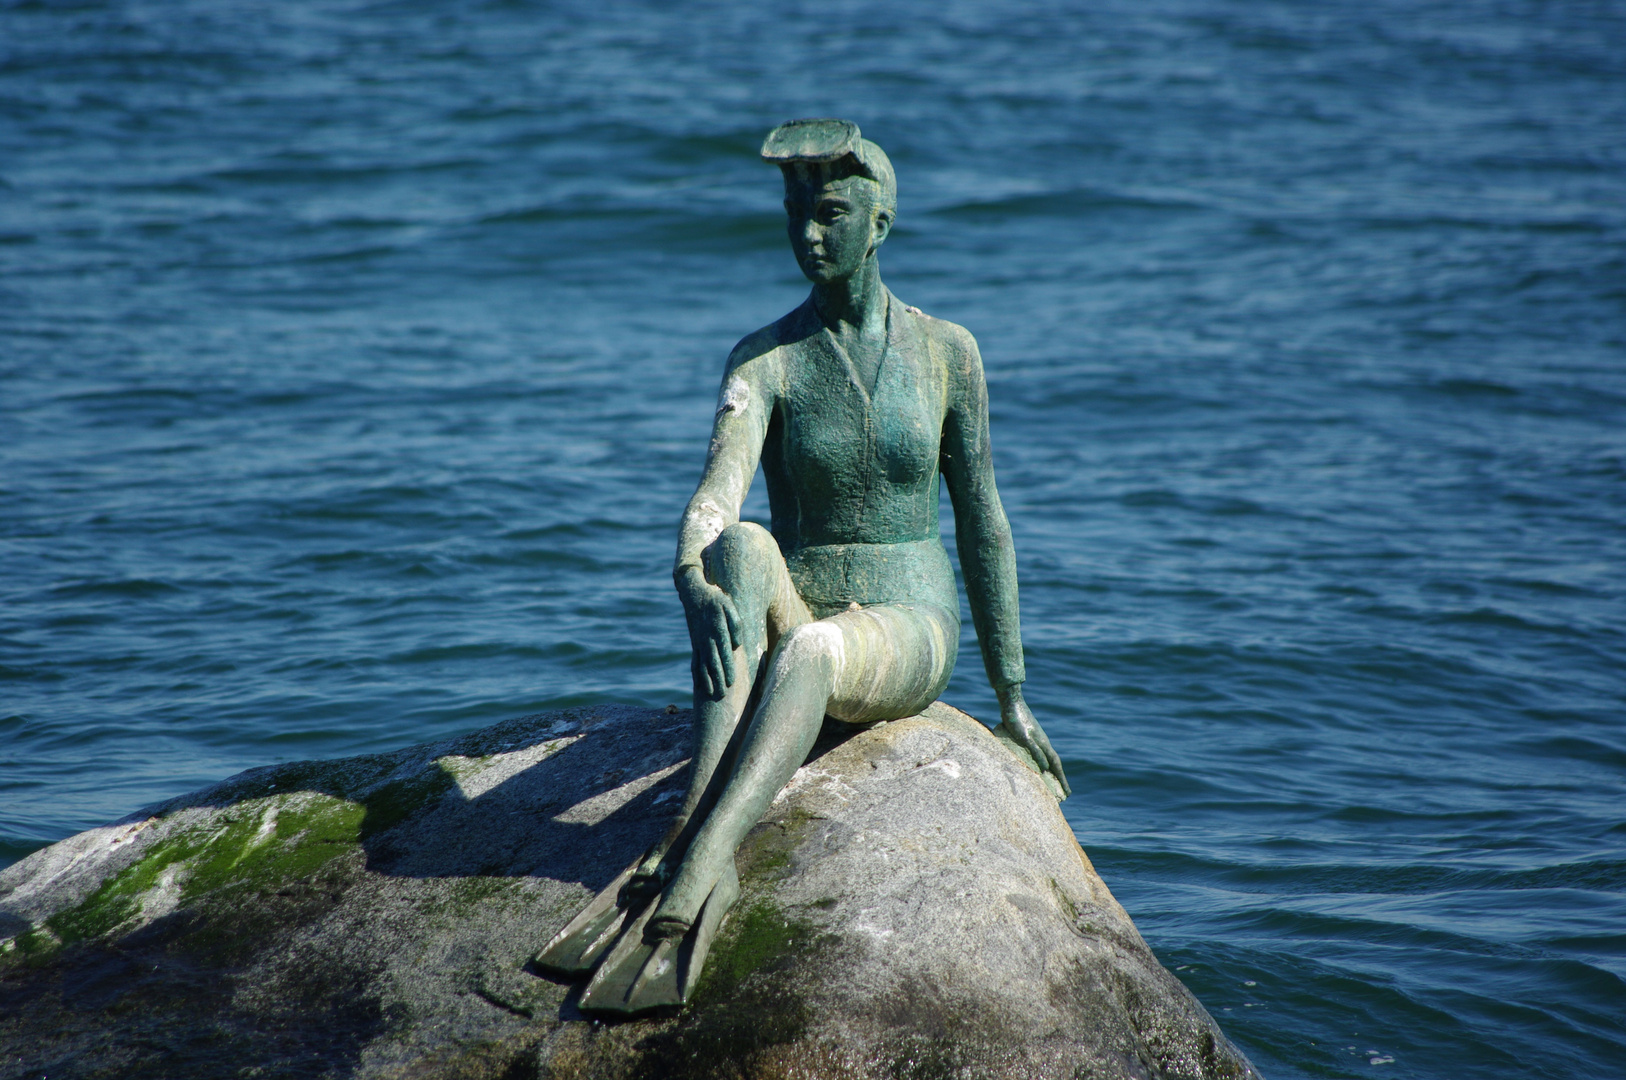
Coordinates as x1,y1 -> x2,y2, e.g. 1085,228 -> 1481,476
824,603 -> 959,724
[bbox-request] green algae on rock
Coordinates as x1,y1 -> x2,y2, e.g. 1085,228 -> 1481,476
1,704 -> 1259,1079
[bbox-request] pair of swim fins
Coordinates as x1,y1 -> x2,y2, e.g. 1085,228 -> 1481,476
534,856 -> 740,1016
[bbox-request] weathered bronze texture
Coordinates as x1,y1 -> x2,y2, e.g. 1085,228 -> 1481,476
538,120 -> 1068,1015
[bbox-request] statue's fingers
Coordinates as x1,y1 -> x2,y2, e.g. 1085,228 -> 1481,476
1014,718 -> 1038,751
1049,748 -> 1072,797
718,623 -> 736,686
707,638 -> 727,696
1028,733 -> 1048,765
695,653 -> 717,700
720,596 -> 743,653
1035,733 -> 1068,795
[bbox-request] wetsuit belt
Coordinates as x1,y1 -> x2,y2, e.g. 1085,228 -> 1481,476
785,539 -> 958,615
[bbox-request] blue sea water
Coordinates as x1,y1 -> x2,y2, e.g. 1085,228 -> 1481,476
2,0 -> 1624,1075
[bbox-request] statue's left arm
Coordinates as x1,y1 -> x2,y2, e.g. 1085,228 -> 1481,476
673,342 -> 775,700
939,325 -> 1071,799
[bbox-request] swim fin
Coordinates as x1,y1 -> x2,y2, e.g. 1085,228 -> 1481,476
578,858 -> 740,1016
534,861 -> 644,976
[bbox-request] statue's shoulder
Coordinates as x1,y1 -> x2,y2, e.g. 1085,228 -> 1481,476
724,301 -> 820,377
894,297 -> 981,370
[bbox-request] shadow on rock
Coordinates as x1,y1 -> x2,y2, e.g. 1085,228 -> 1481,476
0,705 -> 698,1079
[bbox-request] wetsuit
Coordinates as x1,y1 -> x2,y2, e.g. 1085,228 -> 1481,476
674,289 -> 1026,722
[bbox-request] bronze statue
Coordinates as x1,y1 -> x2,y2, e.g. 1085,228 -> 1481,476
537,119 -> 1068,1014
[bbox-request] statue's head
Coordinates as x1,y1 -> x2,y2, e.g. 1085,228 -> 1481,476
762,118 -> 895,285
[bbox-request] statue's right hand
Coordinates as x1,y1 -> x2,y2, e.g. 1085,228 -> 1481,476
680,577 -> 744,699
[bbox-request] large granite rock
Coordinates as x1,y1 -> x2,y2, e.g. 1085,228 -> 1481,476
0,702 -> 1259,1079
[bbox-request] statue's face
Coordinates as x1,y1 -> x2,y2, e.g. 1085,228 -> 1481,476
783,166 -> 888,284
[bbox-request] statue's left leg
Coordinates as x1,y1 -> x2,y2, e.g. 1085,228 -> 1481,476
631,522 -> 811,893
647,600 -> 958,937
537,524 -> 806,983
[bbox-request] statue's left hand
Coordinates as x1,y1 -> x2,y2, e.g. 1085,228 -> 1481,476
677,568 -> 744,700
995,687 -> 1071,800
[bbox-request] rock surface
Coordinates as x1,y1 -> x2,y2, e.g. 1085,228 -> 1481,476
0,702 -> 1259,1080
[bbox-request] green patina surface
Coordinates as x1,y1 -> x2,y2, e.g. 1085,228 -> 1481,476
533,116 -> 1064,1019
537,119 -> 1066,1022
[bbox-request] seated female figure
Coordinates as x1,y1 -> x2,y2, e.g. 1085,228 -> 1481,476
539,119 -> 1068,1014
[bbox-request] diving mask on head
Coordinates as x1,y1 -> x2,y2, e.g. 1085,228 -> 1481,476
760,118 -> 884,182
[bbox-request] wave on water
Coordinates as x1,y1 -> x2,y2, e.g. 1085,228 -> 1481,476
3,1 -> 1624,1076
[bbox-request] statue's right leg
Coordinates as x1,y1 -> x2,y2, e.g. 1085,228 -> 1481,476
631,522 -> 809,893
646,600 -> 957,940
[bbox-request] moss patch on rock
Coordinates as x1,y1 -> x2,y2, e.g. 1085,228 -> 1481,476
734,805 -> 820,888
624,897 -> 835,1079
7,792 -> 368,969
524,894 -> 842,1080
359,765 -> 457,840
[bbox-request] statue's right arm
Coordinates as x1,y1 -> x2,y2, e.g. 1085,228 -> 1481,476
673,342 -> 776,699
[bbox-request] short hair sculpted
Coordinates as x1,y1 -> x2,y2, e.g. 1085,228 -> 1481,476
854,138 -> 896,218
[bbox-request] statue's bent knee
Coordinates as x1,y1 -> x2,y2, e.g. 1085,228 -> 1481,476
702,521 -> 777,594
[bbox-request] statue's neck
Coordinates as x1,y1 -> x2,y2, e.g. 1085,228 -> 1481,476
811,259 -> 886,343
812,259 -> 888,394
